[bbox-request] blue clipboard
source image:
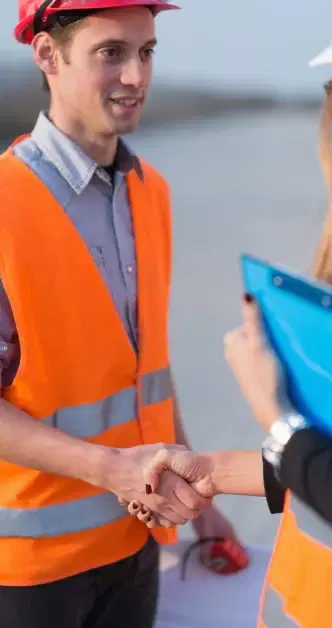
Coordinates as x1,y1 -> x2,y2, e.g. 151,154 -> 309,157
241,253 -> 332,437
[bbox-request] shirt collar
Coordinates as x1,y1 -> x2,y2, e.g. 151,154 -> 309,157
31,111 -> 143,195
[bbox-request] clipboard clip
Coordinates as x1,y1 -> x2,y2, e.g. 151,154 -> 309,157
270,270 -> 332,311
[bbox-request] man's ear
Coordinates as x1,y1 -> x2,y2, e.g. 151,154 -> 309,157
31,32 -> 58,80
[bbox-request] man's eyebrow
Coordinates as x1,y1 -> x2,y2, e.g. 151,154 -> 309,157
89,37 -> 158,52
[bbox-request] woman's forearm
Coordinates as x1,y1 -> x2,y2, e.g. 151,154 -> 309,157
207,450 -> 265,496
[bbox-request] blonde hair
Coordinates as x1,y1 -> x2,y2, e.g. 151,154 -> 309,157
313,82 -> 332,283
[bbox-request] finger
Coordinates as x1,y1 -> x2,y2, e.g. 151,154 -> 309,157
241,295 -> 262,348
146,515 -> 159,528
136,506 -> 153,524
154,500 -> 188,526
144,445 -> 188,494
223,327 -> 245,349
155,515 -> 176,529
128,501 -> 142,516
173,475 -> 212,512
156,473 -> 203,524
118,497 -> 128,506
143,449 -> 175,493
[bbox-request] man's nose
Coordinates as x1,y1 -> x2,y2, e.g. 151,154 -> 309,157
120,57 -> 146,88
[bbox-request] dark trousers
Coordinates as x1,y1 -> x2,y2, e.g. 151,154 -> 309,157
0,536 -> 159,628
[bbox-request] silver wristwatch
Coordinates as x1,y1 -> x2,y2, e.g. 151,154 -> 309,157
262,412 -> 308,479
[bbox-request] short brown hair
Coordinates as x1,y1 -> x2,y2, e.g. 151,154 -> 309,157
41,13 -> 94,92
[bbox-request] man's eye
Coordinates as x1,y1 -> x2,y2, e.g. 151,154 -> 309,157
102,48 -> 122,60
141,48 -> 155,61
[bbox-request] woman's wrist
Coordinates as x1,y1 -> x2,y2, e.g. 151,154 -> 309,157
206,450 -> 265,496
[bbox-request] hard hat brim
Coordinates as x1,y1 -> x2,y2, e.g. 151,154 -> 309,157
15,0 -> 180,45
309,43 -> 332,67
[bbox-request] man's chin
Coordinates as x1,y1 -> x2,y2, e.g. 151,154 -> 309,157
112,118 -> 141,136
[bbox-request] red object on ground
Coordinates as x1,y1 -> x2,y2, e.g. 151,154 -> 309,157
207,539 -> 250,575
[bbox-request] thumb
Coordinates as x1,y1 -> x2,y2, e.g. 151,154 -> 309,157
242,294 -> 263,348
144,449 -> 174,493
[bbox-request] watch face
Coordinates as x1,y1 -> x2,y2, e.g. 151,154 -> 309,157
287,413 -> 307,430
271,420 -> 292,446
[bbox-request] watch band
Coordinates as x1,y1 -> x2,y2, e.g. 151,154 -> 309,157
262,412 -> 308,479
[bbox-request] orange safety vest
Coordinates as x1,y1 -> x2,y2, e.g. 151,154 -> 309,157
258,490 -> 332,627
0,139 -> 177,586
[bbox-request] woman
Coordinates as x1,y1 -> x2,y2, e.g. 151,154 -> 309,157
122,54 -> 332,628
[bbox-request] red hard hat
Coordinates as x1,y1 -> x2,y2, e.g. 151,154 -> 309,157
15,0 -> 179,45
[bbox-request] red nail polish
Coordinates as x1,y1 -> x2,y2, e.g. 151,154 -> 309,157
146,484 -> 152,495
146,516 -> 152,523
243,293 -> 254,303
141,508 -> 147,515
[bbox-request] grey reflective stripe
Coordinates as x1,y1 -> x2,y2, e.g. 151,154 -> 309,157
0,366 -> 173,538
0,492 -> 127,538
42,385 -> 137,438
262,586 -> 299,627
41,366 -> 172,438
141,367 -> 173,406
290,493 -> 332,549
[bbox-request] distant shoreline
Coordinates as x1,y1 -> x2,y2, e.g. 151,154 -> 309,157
0,86 -> 322,140
0,56 -> 322,139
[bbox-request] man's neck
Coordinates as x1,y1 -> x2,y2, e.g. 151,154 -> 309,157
48,105 -> 118,166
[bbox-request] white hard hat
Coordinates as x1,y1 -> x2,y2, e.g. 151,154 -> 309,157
309,41 -> 332,67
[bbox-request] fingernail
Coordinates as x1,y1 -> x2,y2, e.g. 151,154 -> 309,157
132,502 -> 139,510
243,293 -> 254,303
146,484 -> 152,494
141,507 -> 147,515
146,516 -> 152,523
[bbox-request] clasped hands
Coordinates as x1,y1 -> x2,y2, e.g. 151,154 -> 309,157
114,444 -> 215,529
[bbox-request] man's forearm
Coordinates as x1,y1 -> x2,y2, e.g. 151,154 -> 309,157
0,398 -> 111,487
207,450 -> 265,496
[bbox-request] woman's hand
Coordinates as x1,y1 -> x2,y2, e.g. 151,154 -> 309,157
224,294 -> 282,431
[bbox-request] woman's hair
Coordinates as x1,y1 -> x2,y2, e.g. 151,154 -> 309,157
313,82 -> 332,283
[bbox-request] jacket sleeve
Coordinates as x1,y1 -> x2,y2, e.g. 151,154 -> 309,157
279,427 -> 332,524
263,455 -> 285,514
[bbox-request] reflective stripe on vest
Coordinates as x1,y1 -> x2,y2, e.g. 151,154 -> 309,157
262,585 -> 299,627
42,366 -> 172,438
290,493 -> 332,549
0,366 -> 172,538
0,492 -> 126,538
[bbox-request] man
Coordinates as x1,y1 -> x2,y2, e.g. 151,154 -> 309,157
0,2 -> 239,627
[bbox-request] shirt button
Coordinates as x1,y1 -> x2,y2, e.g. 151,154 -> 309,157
127,265 -> 133,274
0,342 -> 7,352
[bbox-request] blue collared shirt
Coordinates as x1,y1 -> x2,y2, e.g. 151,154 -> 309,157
0,111 -> 143,387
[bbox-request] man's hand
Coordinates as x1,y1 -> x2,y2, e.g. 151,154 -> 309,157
118,448 -> 217,527
96,443 -> 211,525
142,448 -> 216,496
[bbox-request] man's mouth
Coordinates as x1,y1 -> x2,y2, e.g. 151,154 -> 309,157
110,97 -> 142,108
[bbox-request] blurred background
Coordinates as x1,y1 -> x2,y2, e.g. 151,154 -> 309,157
1,1 -> 332,548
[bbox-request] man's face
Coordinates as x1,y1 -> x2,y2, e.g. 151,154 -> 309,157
42,7 -> 156,135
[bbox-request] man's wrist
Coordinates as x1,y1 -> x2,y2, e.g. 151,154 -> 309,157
80,443 -> 122,492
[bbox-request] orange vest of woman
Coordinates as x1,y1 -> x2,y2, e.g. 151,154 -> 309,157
0,140 -> 177,586
258,489 -> 332,627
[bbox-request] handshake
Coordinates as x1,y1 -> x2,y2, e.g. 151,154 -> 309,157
99,443 -> 217,529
